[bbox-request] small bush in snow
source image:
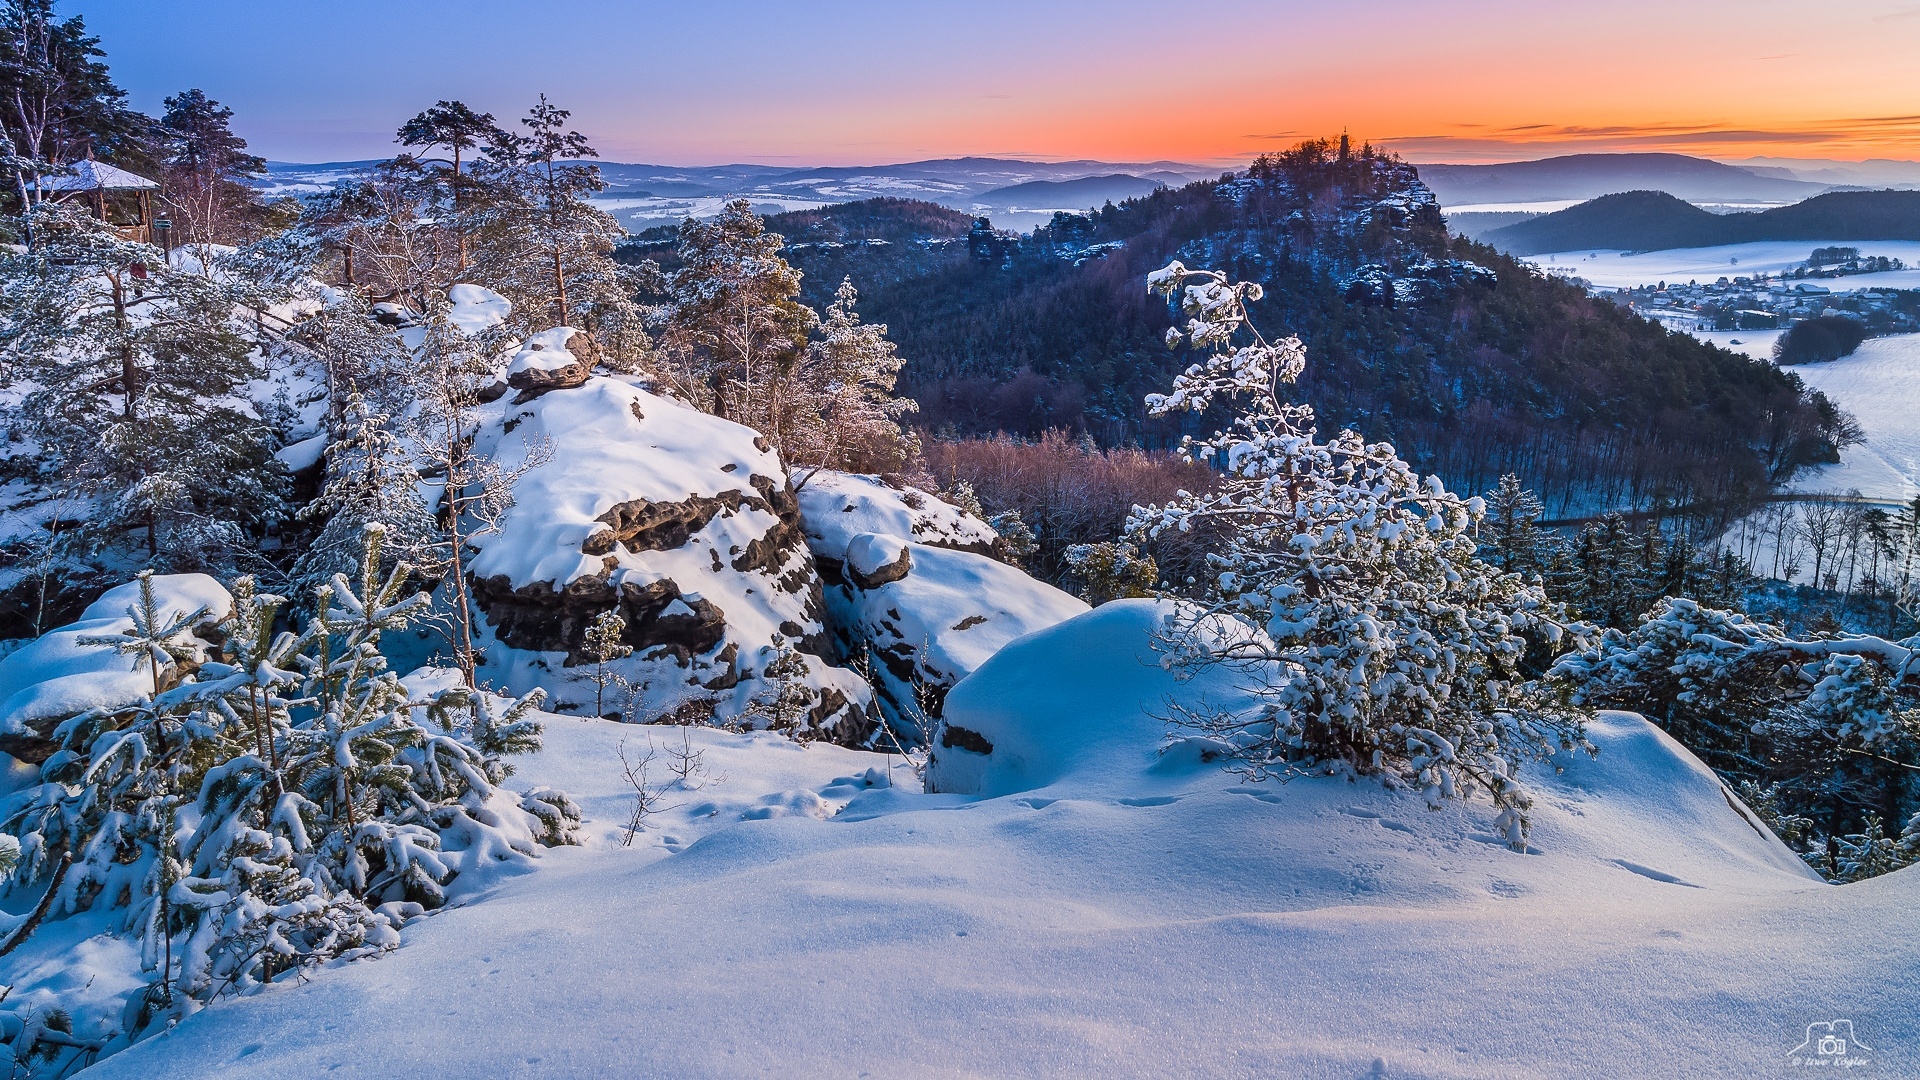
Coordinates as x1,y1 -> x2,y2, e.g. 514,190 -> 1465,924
1063,541 -> 1157,607
1556,595 -> 1920,878
1128,262 -> 1592,847
0,528 -> 575,1030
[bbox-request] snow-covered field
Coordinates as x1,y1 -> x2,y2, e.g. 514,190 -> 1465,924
1782,333 -> 1920,503
1690,328 -> 1786,360
1527,241 -> 1920,290
69,602 -> 1918,1079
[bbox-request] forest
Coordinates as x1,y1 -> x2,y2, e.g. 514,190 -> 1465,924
726,141 -> 1856,525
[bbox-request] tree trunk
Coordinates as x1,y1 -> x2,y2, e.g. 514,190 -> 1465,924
552,246 -> 567,329
445,502 -> 477,688
453,146 -> 467,274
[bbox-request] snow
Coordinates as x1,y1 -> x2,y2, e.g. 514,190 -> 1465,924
1524,240 -> 1920,290
503,326 -> 584,377
1690,327 -> 1786,360
1782,333 -> 1920,503
828,540 -> 1088,740
73,593 -> 1920,1080
928,599 -> 1235,797
795,470 -> 1000,561
272,432 -> 328,472
843,531 -> 907,579
1441,199 -> 1585,214
0,574 -> 230,737
446,284 -> 511,335
467,377 -> 777,593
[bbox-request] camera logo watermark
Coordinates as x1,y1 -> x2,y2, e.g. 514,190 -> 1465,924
1790,1019 -> 1872,1069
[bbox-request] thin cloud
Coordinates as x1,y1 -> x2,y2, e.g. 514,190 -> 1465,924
1380,114 -> 1920,160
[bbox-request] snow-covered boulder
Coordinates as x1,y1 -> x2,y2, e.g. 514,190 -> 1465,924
796,472 -> 1082,740
0,574 -> 231,762
797,471 -> 1083,740
843,531 -> 911,588
464,373 -> 873,741
505,326 -> 598,402
826,539 -> 1088,743
927,599 -> 1232,796
796,470 -> 1001,570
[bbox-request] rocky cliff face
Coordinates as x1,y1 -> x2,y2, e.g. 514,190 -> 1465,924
462,363 -> 872,743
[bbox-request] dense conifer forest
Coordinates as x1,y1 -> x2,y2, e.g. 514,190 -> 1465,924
641,144 -> 1858,523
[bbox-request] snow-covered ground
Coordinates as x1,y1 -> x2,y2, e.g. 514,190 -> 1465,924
1526,241 -> 1920,290
71,602 -> 1917,1079
1690,328 -> 1786,360
1782,333 -> 1920,504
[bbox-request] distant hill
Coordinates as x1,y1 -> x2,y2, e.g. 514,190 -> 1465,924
725,159 -> 1847,524
1416,152 -> 1825,206
1483,189 -> 1920,254
976,174 -> 1166,208
261,156 -> 1215,233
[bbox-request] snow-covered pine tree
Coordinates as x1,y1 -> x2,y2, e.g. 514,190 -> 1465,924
0,203 -> 288,571
789,278 -> 920,476
657,199 -> 817,436
283,288 -> 418,424
405,290 -> 554,685
0,528 -> 572,1025
1555,595 -> 1920,877
1480,474 -> 1554,579
1063,541 -> 1157,606
291,391 -> 440,594
463,97 -> 645,360
571,609 -> 632,719
1126,261 -> 1591,846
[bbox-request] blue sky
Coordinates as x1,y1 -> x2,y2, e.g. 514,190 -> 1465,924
76,0 -> 1920,165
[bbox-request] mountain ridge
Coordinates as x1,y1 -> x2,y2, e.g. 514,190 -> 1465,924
1483,189 -> 1920,254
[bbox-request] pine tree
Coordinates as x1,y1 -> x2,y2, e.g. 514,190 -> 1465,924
658,199 -> 816,430
0,203 -> 288,569
464,97 -> 643,357
789,278 -> 920,475
0,530 -> 574,1021
157,89 -> 268,246
1128,261 -> 1592,846
572,609 -> 632,719
1063,541 -> 1156,606
292,393 -> 440,594
1479,474 -> 1550,578
395,100 -> 503,272
1557,595 -> 1920,876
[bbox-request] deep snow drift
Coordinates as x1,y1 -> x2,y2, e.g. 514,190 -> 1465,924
72,601 -> 1915,1079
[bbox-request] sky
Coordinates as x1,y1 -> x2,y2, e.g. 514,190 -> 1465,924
74,0 -> 1920,167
